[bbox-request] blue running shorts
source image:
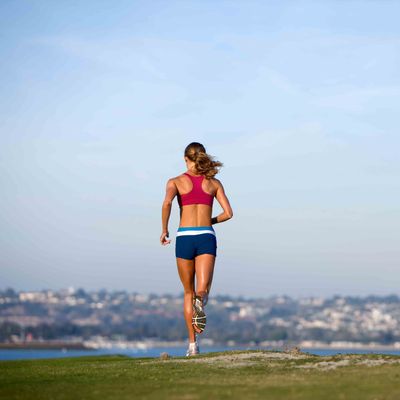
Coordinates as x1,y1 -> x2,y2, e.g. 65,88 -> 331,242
175,226 -> 217,260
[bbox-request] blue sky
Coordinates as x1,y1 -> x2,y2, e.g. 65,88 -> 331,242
1,1 -> 399,298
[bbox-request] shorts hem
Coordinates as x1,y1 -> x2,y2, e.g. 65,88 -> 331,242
176,256 -> 195,260
175,252 -> 217,260
196,252 -> 217,257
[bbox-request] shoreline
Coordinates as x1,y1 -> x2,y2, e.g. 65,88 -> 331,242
1,340 -> 400,351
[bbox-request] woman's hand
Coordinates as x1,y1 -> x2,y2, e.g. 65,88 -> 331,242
160,231 -> 171,246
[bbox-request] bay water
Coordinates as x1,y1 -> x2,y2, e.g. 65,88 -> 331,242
2,346 -> 400,361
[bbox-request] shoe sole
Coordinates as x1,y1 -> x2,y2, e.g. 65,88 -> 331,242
192,295 -> 206,333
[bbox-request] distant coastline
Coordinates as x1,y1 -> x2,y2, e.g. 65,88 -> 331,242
2,288 -> 400,350
0,341 -> 92,350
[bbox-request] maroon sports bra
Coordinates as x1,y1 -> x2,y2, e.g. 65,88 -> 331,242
177,173 -> 214,207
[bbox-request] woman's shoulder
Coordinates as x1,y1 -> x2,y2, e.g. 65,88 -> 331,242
170,172 -> 222,185
209,176 -> 222,186
171,173 -> 187,181
168,173 -> 187,186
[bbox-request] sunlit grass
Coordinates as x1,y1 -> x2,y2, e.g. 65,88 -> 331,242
1,350 -> 400,399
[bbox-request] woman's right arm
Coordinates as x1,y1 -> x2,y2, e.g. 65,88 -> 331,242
211,179 -> 233,225
160,178 -> 177,245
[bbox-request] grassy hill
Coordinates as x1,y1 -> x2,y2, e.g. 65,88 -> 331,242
1,349 -> 400,399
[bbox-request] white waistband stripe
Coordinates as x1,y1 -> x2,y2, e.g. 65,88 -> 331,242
176,230 -> 216,237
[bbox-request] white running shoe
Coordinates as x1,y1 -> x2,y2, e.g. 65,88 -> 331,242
186,341 -> 200,357
192,295 -> 207,333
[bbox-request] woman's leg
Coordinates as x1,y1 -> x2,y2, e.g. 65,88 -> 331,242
176,257 -> 198,342
194,253 -> 216,304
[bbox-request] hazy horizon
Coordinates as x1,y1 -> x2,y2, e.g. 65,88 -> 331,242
3,285 -> 400,302
1,1 -> 399,298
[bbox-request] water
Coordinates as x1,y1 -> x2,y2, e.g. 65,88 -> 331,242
1,346 -> 400,361
0,345 -> 241,361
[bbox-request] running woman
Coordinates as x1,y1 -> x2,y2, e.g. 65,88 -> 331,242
160,142 -> 233,356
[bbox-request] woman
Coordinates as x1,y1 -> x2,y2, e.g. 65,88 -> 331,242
160,142 -> 233,356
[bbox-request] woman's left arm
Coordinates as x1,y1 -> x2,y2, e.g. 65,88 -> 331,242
160,178 -> 178,245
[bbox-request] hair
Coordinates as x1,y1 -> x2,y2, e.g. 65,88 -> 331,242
184,142 -> 223,179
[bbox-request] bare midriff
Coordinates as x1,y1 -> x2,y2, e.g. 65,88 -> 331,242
179,204 -> 212,227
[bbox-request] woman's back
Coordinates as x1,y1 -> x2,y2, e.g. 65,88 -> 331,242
174,172 -> 218,227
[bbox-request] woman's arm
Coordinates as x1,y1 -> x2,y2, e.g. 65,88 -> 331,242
211,179 -> 233,225
160,178 -> 178,245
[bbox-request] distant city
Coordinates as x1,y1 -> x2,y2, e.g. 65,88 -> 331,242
1,287 -> 400,350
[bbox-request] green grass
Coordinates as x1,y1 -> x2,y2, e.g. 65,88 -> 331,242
1,350 -> 400,399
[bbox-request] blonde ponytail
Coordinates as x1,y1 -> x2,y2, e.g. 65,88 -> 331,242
184,142 -> 223,179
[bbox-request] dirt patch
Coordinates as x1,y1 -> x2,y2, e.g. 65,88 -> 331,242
295,359 -> 351,370
295,356 -> 400,370
146,350 -> 312,368
177,351 -> 310,363
356,358 -> 400,367
145,350 -> 400,370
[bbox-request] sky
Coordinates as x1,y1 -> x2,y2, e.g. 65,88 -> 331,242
0,0 -> 399,299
